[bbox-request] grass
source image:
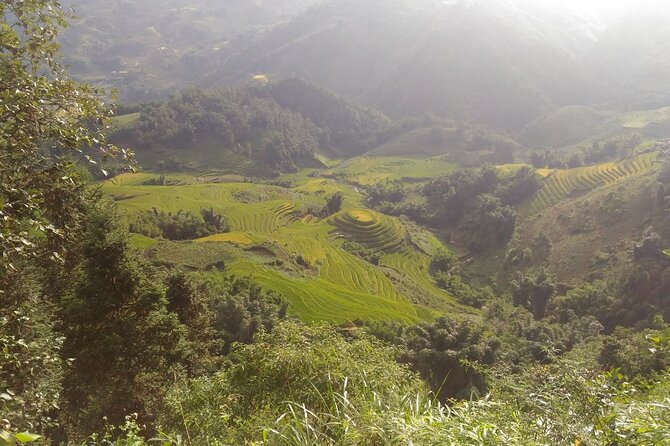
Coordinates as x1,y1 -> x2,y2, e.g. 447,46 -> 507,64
518,153 -> 657,218
618,107 -> 670,130
519,105 -> 612,148
517,105 -> 670,152
129,233 -> 159,250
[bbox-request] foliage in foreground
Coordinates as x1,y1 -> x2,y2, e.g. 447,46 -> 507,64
83,321 -> 670,446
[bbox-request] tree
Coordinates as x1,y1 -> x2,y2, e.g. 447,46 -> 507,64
1,0 -> 128,437
1,0 -> 129,272
549,281 -> 618,330
423,166 -> 499,226
321,192 -> 344,216
511,270 -> 556,320
460,194 -> 516,252
59,204 -> 189,438
400,317 -> 498,401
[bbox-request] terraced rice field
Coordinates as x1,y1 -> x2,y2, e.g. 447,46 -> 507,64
330,209 -> 406,252
518,154 -> 656,218
105,173 -> 460,324
104,176 -> 316,233
293,178 -> 363,206
132,139 -> 255,173
227,202 -> 300,233
227,260 -> 422,324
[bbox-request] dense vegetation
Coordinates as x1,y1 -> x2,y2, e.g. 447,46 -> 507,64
3,1 -> 670,446
250,77 -> 392,156
129,208 -> 229,241
114,87 -> 321,172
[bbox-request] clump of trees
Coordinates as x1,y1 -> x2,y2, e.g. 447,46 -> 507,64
366,166 -> 537,253
114,78 -> 396,172
129,207 -> 229,240
419,166 -> 529,252
320,192 -> 344,217
400,317 -> 499,401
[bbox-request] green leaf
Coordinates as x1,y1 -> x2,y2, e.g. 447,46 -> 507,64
14,433 -> 41,444
648,336 -> 662,344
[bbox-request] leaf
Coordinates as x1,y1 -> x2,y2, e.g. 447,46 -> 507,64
14,433 -> 41,444
648,336 -> 662,344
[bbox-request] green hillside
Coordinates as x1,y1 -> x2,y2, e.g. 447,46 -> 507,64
518,105 -> 613,148
507,168 -> 661,283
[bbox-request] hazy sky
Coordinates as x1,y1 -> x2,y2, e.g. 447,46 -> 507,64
556,0 -> 663,12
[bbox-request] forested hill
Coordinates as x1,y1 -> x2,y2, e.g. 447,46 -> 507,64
111,79 -> 394,172
249,78 -> 391,156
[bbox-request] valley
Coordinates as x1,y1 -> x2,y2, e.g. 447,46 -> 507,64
5,1 -> 670,444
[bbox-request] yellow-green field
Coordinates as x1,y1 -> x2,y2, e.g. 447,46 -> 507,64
323,155 -> 457,185
331,209 -> 406,252
105,173 -> 465,324
517,153 -> 656,218
128,139 -> 255,174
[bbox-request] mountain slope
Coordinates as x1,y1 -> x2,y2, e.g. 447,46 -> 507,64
59,0 -> 325,99
210,0 -> 601,130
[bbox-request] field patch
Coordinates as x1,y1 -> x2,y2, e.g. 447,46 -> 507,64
112,112 -> 141,129
323,155 -> 457,186
196,232 -> 254,245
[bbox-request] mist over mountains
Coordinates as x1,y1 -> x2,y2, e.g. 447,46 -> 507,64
60,0 -> 670,130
